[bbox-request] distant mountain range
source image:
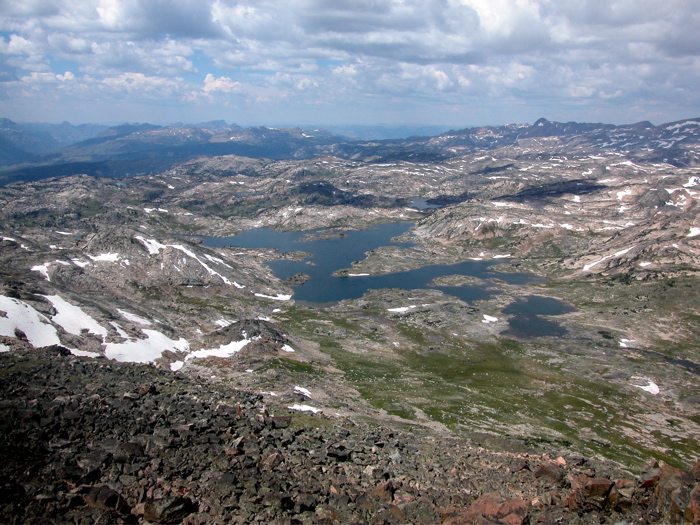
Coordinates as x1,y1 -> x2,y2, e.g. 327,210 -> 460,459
0,116 -> 698,185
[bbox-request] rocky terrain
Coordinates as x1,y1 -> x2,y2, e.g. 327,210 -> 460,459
2,347 -> 700,525
1,116 -> 700,522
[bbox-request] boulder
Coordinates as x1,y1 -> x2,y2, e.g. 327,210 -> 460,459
143,496 -> 198,523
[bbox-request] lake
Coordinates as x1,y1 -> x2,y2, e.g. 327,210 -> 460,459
201,222 -> 574,336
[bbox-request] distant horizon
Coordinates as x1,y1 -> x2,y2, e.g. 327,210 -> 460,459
2,2 -> 699,130
6,114 -> 699,130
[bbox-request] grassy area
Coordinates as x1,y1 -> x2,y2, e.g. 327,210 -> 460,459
281,297 -> 699,469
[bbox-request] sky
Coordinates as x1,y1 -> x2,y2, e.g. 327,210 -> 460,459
0,0 -> 699,129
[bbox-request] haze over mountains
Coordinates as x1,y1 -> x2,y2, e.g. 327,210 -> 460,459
1,116 -> 698,186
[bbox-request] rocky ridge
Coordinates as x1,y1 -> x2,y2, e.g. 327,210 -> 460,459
2,347 -> 699,525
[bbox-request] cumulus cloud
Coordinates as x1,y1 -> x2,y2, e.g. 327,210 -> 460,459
0,0 -> 698,125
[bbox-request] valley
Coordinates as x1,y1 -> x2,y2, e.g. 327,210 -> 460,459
1,117 -> 699,480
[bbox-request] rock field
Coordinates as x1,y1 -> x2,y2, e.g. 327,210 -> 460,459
2,347 -> 699,524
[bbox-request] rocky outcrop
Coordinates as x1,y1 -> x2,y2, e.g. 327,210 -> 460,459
1,347 -> 698,524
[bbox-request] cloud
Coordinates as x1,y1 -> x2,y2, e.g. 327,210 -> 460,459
0,0 -> 698,126
201,73 -> 241,94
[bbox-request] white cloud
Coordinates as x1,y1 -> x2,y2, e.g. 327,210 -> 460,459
0,0 -> 698,125
202,73 -> 241,94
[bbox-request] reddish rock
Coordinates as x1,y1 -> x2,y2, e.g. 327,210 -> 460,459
143,496 -> 197,523
374,480 -> 396,503
442,493 -> 528,525
565,476 -> 614,510
84,485 -> 131,515
647,464 -> 695,523
533,462 -> 565,483
684,484 -> 700,524
608,479 -> 636,511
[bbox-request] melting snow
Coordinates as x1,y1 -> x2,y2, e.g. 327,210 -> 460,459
288,404 -> 321,413
687,228 -> 700,238
104,329 -> 189,363
683,176 -> 700,188
42,295 -> 107,337
482,315 -> 498,323
135,236 -> 239,286
110,322 -> 130,339
619,339 -> 635,348
117,309 -> 153,326
170,361 -> 184,371
616,189 -> 633,201
88,253 -> 120,262
184,338 -> 252,362
71,258 -> 90,268
583,246 -> 635,271
0,296 -> 61,347
388,305 -> 416,313
254,293 -> 292,301
282,344 -> 295,352
295,386 -> 312,397
71,349 -> 101,358
632,377 -> 660,395
31,263 -> 51,281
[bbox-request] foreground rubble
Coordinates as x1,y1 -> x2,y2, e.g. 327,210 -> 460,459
1,347 -> 698,524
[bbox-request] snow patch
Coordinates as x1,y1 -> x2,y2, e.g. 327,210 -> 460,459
388,305 -> 417,313
104,329 -> 189,363
70,349 -> 101,358
482,315 -> 498,323
683,176 -> 700,188
294,386 -> 312,398
583,246 -> 636,272
71,258 -> 90,268
687,227 -> 700,238
616,189 -> 632,201
88,253 -> 120,262
0,296 -> 61,347
632,377 -> 660,395
184,338 -> 251,361
117,309 -> 153,326
282,344 -> 295,353
288,404 -> 321,413
170,361 -> 184,371
254,293 -> 292,301
42,295 -> 107,337
31,263 -> 51,281
135,236 -> 238,286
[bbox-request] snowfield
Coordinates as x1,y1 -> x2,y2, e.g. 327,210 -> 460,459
0,296 -> 61,347
104,329 -> 189,363
42,295 -> 107,337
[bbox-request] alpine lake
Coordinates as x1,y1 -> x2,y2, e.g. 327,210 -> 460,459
201,221 -> 699,470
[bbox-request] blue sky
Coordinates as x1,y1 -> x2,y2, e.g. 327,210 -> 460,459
1,0 -> 699,128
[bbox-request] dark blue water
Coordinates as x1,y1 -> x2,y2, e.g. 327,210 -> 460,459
203,222 -> 536,302
501,295 -> 577,338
